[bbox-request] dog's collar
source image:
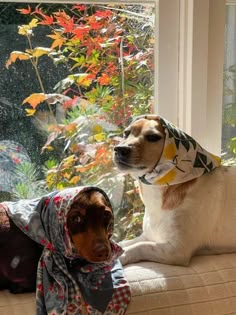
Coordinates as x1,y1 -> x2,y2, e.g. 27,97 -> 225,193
138,116 -> 221,186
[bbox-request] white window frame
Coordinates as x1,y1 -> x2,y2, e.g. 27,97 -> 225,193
157,0 -> 225,155
2,0 -> 225,155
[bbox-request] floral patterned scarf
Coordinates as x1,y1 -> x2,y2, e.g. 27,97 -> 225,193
138,115 -> 221,186
4,186 -> 131,315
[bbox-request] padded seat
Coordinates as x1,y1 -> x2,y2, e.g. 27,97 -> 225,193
1,253 -> 236,315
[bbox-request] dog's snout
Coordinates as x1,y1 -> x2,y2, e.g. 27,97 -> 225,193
114,145 -> 131,158
93,243 -> 110,260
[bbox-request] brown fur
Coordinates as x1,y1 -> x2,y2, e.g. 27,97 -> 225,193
67,190 -> 113,263
161,179 -> 197,210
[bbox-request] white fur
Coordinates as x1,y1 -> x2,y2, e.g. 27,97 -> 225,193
120,166 -> 236,265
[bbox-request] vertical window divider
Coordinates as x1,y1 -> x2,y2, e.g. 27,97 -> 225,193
178,0 -> 225,155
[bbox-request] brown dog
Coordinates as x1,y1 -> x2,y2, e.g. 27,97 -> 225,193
0,189 -> 114,293
67,189 -> 114,263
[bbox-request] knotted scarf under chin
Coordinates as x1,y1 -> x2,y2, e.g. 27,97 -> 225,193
139,116 -> 221,186
3,186 -> 131,315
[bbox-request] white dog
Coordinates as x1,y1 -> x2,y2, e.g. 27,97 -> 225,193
113,115 -> 236,266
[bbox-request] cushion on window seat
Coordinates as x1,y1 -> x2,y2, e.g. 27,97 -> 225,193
1,253 -> 236,315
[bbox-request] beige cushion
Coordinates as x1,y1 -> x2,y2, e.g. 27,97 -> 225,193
1,253 -> 236,315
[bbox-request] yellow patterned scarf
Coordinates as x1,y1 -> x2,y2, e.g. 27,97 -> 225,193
139,116 -> 221,186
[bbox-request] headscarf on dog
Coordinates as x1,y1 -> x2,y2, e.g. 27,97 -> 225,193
3,186 -> 131,315
138,115 -> 221,186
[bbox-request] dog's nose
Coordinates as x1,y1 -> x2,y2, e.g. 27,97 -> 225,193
93,243 -> 110,261
114,145 -> 131,158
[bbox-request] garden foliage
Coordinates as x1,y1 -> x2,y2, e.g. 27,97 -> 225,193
6,4 -> 155,240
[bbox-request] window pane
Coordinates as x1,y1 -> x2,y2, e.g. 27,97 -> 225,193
223,4 -> 236,164
0,2 -> 155,240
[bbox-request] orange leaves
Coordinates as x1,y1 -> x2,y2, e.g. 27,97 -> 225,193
97,73 -> 111,86
69,176 -> 81,185
22,93 -> 46,109
47,32 -> 65,49
75,145 -> 111,173
6,51 -> 31,68
22,93 -> 71,112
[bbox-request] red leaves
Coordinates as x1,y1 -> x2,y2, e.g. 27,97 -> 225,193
17,6 -> 31,15
97,73 -> 111,86
73,4 -> 86,11
39,15 -> 54,26
72,25 -> 91,40
54,12 -> 75,33
33,7 -> 54,25
93,10 -> 112,18
10,3 -> 154,194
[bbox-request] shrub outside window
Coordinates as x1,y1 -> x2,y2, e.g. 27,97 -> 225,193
0,2 -> 155,240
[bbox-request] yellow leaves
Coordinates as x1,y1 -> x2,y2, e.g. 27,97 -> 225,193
18,18 -> 38,36
91,124 -> 105,142
62,155 -> 78,169
6,47 -> 52,69
75,74 -> 94,88
64,123 -> 77,135
6,51 -> 31,68
26,47 -> 52,58
93,133 -> 105,142
47,32 -> 64,49
69,176 -> 81,184
23,93 -> 46,109
25,108 -> 36,116
92,124 -> 103,134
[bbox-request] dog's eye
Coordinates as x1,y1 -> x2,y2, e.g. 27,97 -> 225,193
145,134 -> 162,142
67,214 -> 86,234
123,130 -> 130,139
104,211 -> 112,222
72,215 -> 83,225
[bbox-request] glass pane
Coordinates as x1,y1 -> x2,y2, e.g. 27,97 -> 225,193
0,2 -> 155,240
223,4 -> 236,164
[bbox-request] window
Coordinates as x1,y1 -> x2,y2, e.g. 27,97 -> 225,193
0,0 -> 234,239
223,2 -> 236,163
0,1 -> 156,240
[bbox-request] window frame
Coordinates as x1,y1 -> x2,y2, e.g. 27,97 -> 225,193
158,0 -> 225,156
1,0 -> 225,155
